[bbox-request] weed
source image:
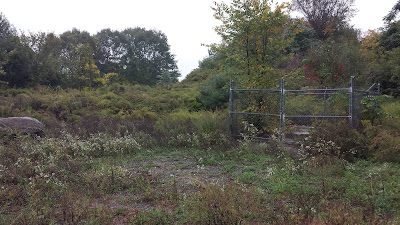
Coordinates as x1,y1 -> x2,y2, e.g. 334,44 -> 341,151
130,210 -> 175,225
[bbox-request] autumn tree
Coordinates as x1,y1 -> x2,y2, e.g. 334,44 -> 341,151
354,1 -> 400,97
291,0 -> 356,40
288,0 -> 365,87
212,0 -> 301,88
60,29 -> 101,88
301,27 -> 368,87
357,30 -> 389,87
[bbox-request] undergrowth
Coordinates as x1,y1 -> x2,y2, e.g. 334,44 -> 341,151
1,133 -> 399,224
0,85 -> 400,224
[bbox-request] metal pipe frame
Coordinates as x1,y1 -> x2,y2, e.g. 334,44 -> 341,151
228,77 -> 378,141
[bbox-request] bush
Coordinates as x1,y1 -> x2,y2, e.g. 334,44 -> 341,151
307,120 -> 368,160
183,183 -> 271,224
363,123 -> 400,163
155,110 -> 231,149
381,100 -> 400,130
361,95 -> 393,125
360,98 -> 400,162
198,74 -> 229,110
371,130 -> 400,163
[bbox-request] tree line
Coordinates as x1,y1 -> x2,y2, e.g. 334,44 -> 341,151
0,14 -> 180,88
190,0 -> 400,110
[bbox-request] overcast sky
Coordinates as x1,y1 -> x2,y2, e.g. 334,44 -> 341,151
1,0 -> 398,80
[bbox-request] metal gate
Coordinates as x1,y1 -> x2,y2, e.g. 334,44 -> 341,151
229,77 -> 380,141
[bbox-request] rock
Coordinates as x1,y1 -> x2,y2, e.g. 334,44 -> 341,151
0,117 -> 45,137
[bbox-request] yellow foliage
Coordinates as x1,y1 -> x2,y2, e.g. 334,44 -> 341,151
104,72 -> 120,84
360,30 -> 384,75
94,77 -> 106,85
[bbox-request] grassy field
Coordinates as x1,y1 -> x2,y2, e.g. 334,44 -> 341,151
1,84 -> 400,224
1,134 -> 399,224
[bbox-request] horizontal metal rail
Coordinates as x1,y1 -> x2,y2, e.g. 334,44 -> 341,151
355,90 -> 379,94
231,88 -> 281,92
289,92 -> 337,96
229,77 -> 379,141
286,88 -> 350,92
231,111 -> 281,117
285,115 -> 351,118
232,134 -> 273,141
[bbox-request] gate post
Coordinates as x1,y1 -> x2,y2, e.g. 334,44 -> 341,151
377,83 -> 381,94
229,79 -> 234,135
349,76 -> 354,128
280,78 -> 286,141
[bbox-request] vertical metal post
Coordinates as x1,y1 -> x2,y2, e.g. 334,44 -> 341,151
280,78 -> 286,141
323,87 -> 327,116
349,76 -> 354,128
377,83 -> 381,95
229,79 -> 234,135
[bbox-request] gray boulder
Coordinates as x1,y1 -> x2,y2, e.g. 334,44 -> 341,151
0,117 -> 45,137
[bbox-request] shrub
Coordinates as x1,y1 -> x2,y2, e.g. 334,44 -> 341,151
155,110 -> 232,149
198,74 -> 229,110
361,99 -> 400,162
361,95 -> 393,125
381,100 -> 400,130
369,128 -> 400,163
183,183 -> 270,224
307,120 -> 368,160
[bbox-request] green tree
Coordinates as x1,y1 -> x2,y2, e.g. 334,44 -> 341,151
380,20 -> 400,51
376,48 -> 400,96
380,21 -> 400,51
212,0 -> 301,88
60,29 -> 100,88
374,1 -> 400,96
0,15 -> 34,87
0,13 -> 16,39
95,28 -> 180,85
0,13 -> 17,78
287,21 -> 320,54
36,33 -> 64,86
95,29 -> 126,76
384,0 -> 400,23
19,32 -> 64,86
122,28 -> 180,85
1,37 -> 35,87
